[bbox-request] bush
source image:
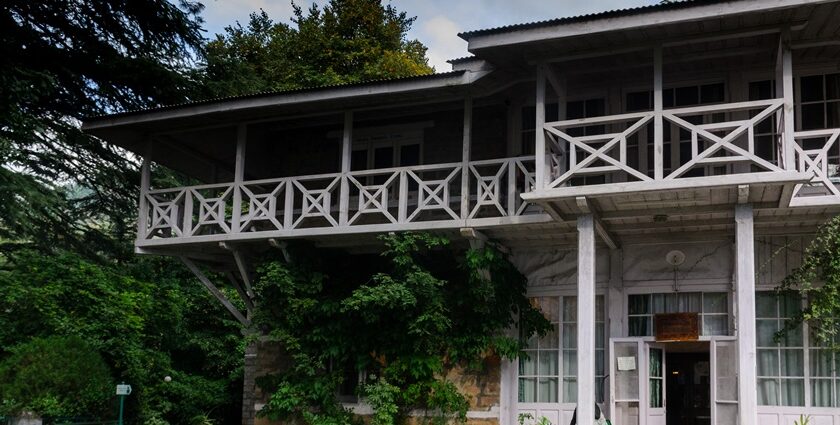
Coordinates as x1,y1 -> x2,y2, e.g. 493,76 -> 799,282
0,335 -> 113,418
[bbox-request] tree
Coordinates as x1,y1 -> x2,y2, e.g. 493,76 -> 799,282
253,233 -> 550,424
778,215 -> 840,347
0,0 -> 205,259
197,0 -> 433,99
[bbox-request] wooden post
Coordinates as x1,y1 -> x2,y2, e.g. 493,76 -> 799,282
339,111 -> 353,226
777,30 -> 795,170
535,64 -> 547,190
653,46 -> 664,180
461,96 -> 473,219
577,214 -> 596,424
735,204 -> 757,425
137,140 -> 152,240
231,124 -> 247,233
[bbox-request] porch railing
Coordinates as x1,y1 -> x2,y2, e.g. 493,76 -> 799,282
790,128 -> 840,206
543,99 -> 788,188
140,156 -> 540,243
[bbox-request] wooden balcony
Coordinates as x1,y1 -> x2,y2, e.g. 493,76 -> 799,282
137,156 -> 551,249
522,99 -> 840,218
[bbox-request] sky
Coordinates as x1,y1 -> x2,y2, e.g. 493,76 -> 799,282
199,0 -> 659,72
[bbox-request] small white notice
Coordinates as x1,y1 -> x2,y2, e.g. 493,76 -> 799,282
116,384 -> 132,396
617,356 -> 637,371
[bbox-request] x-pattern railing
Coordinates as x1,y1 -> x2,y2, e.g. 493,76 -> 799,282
792,129 -> 840,202
544,112 -> 654,188
140,157 -> 541,242
663,99 -> 784,179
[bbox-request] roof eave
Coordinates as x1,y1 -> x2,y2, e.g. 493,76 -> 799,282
460,0 -> 828,51
82,70 -> 490,132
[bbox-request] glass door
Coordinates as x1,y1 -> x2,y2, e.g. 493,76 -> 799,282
646,345 -> 666,425
610,338 -> 643,425
710,338 -> 738,425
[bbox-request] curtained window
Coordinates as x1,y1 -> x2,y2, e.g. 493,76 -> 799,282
628,292 -> 729,337
756,292 -> 805,406
519,295 -> 606,404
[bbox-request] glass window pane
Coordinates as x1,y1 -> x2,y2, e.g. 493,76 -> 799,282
757,320 -> 779,347
808,350 -> 834,377
675,86 -> 700,106
596,296 -> 605,321
596,350 -> 605,377
562,324 -> 577,349
780,294 -> 801,318
801,103 -> 826,130
757,349 -> 780,376
596,324 -> 605,349
802,75 -> 825,102
780,349 -> 804,377
812,379 -> 835,407
629,295 -> 650,315
537,297 -> 560,322
756,293 -> 777,318
563,350 -> 577,376
538,351 -> 559,376
758,378 -> 780,406
540,324 -> 559,349
519,378 -> 537,402
703,316 -> 728,336
563,297 -> 578,322
538,378 -> 558,403
703,293 -> 727,313
782,320 -> 803,347
399,144 -> 420,166
678,293 -> 701,312
650,349 -> 663,377
781,379 -> 805,406
652,293 -> 666,313
827,101 -> 840,129
701,83 -> 725,104
827,73 -> 840,100
563,378 -> 577,403
629,317 -> 650,337
520,351 -> 537,375
650,379 -> 663,408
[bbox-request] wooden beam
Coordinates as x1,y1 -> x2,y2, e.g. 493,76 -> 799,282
535,64 -> 547,190
777,29 -> 795,171
653,45 -> 664,180
268,238 -> 293,263
137,139 -> 152,241
737,184 -> 750,204
576,197 -> 619,249
339,111 -> 353,226
576,214 -> 596,425
460,96 -> 473,219
231,124 -> 246,233
225,271 -> 254,312
181,257 -> 249,326
735,204 -> 757,425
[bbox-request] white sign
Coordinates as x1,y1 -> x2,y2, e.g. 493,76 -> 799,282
617,356 -> 637,371
116,384 -> 132,396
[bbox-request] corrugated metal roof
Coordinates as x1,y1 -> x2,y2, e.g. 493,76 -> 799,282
85,70 -> 465,122
458,0 -> 729,39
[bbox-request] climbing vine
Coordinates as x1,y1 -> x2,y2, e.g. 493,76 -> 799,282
778,214 -> 840,347
251,232 -> 550,424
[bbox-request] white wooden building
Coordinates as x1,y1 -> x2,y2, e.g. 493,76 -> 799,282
83,1 -> 840,424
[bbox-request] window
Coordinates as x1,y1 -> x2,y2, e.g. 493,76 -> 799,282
749,80 -> 779,166
627,292 -> 729,337
798,73 -> 840,131
352,131 -> 422,171
519,295 -> 606,404
649,348 -> 664,408
756,292 -> 805,406
520,102 -> 558,155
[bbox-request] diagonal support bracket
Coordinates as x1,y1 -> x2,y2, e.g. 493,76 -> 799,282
576,197 -> 619,250
181,257 -> 250,326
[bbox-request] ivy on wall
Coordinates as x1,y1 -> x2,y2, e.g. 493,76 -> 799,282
251,232 -> 551,424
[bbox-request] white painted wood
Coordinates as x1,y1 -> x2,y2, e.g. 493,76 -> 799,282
577,214 -> 596,425
653,46 -> 664,181
536,64 -> 547,190
461,96 -> 473,219
778,30 -> 796,171
231,124 -> 246,233
137,141 -> 152,240
181,257 -> 249,326
735,204 -> 757,425
339,111 -> 353,226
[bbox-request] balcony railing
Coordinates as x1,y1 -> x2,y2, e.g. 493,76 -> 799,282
139,156 -> 544,245
790,128 -> 840,206
543,99 -> 788,188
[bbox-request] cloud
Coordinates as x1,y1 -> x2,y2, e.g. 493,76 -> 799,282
201,0 -> 313,37
416,15 -> 466,72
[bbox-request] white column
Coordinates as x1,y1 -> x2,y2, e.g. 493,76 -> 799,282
535,64 -> 547,190
231,124 -> 247,233
776,30 -> 795,170
137,141 -> 152,240
653,46 -> 664,180
577,214 -> 596,423
735,204 -> 757,425
339,111 -> 353,226
460,96 -> 473,219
